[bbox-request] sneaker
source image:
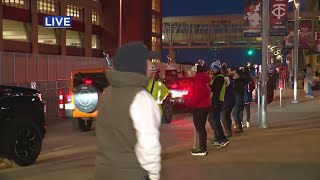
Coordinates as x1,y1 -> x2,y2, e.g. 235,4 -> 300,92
242,122 -> 246,128
246,122 -> 250,128
191,149 -> 208,156
217,141 -> 230,149
308,96 -> 314,98
305,95 -> 310,98
211,141 -> 220,146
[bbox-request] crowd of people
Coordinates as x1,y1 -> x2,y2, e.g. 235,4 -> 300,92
90,41 -> 317,179
186,60 -> 255,156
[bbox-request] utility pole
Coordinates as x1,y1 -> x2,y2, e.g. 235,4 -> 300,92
260,0 -> 269,128
119,0 -> 122,48
292,0 -> 300,103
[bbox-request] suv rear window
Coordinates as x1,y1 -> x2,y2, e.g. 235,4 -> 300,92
73,72 -> 109,92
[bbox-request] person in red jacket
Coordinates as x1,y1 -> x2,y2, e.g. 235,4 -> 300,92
186,60 -> 211,156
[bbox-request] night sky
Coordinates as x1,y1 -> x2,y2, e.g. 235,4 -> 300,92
162,0 -> 308,66
162,0 -> 307,17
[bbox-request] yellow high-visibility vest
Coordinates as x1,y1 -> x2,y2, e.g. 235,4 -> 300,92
147,79 -> 169,104
210,74 -> 226,101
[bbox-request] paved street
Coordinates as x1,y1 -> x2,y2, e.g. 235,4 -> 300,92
1,90 -> 320,180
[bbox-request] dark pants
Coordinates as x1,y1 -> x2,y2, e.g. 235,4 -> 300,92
145,176 -> 150,180
221,106 -> 233,134
210,108 -> 228,143
233,106 -> 243,129
192,108 -> 209,151
240,104 -> 251,122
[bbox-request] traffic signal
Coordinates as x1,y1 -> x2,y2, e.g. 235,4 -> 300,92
247,49 -> 254,56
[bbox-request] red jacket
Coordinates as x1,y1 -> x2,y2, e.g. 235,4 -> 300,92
185,72 -> 211,108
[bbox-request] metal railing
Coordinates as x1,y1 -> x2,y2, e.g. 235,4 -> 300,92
0,52 -> 107,120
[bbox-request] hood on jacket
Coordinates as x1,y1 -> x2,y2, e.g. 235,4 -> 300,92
194,72 -> 211,83
113,42 -> 158,75
106,70 -> 149,88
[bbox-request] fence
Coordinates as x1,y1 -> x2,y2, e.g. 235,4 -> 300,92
0,52 -> 107,120
0,52 -> 194,121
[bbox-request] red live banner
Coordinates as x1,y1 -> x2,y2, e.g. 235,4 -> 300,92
269,0 -> 288,36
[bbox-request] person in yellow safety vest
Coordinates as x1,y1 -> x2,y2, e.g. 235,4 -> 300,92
147,65 -> 170,112
208,60 -> 229,148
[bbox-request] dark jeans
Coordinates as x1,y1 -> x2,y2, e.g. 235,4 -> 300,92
240,104 -> 251,122
145,176 -> 150,180
233,106 -> 243,129
192,108 -> 209,151
221,106 -> 233,133
209,108 -> 228,143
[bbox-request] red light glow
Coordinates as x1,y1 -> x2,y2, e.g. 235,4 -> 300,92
85,80 -> 92,84
171,83 -> 178,89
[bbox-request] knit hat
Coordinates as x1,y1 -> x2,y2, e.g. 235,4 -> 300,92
113,42 -> 158,75
196,59 -> 209,73
211,60 -> 222,70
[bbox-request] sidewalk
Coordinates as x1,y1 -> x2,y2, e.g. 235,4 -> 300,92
161,93 -> 320,180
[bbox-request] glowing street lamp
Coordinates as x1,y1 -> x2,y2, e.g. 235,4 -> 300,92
289,0 -> 300,103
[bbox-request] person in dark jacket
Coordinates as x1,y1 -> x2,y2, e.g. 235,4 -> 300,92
221,65 -> 235,137
93,42 -> 161,180
209,60 -> 229,148
241,67 -> 254,128
232,69 -> 246,133
186,60 -> 211,156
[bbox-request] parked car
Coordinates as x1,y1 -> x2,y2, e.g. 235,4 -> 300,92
0,85 -> 46,167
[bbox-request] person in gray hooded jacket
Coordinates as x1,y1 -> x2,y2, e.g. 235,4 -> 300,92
93,42 -> 161,180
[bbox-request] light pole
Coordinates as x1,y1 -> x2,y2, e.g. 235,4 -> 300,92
260,0 -> 269,128
119,0 -> 122,48
292,0 -> 300,103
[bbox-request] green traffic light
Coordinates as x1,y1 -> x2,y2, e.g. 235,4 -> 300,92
248,49 -> 254,56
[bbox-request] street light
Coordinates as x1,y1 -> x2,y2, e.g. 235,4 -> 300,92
119,0 -> 122,48
291,0 -> 300,103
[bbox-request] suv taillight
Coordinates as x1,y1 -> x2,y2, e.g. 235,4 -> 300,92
85,79 -> 92,85
67,95 -> 72,102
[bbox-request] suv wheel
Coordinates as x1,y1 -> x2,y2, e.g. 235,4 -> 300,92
162,98 -> 173,124
5,121 -> 43,167
72,118 -> 93,132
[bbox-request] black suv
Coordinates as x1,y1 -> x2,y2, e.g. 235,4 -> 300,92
0,85 -> 46,166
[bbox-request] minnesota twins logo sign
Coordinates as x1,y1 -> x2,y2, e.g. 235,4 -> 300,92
272,4 -> 286,20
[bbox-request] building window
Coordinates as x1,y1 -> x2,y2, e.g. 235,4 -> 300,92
2,0 -> 29,9
38,25 -> 56,45
37,0 -> 58,15
3,19 -> 30,42
92,35 -> 100,49
152,36 -> 161,54
66,30 -> 84,47
152,0 -> 160,12
66,5 -> 84,21
92,11 -> 100,25
152,15 -> 156,33
152,15 -> 161,34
